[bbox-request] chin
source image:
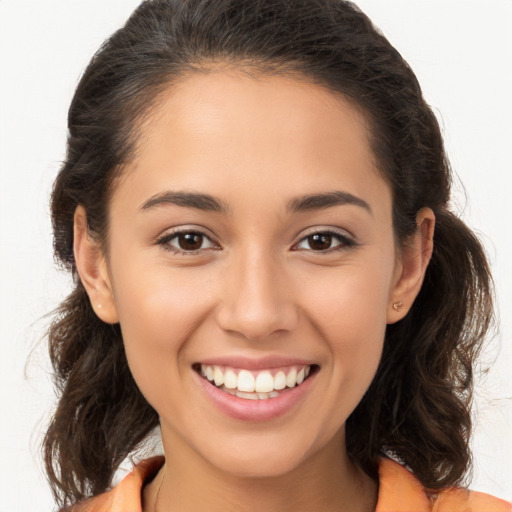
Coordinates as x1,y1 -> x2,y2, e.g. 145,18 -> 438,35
195,430 -> 326,480
213,451 -> 307,479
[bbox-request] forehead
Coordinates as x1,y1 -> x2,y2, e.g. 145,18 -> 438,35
139,70 -> 373,158
116,70 -> 390,216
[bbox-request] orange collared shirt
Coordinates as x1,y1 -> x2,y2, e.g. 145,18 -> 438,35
72,457 -> 511,512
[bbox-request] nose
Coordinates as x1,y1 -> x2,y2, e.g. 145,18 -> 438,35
215,251 -> 299,340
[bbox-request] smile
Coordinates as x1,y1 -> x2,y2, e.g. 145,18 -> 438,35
196,364 -> 314,400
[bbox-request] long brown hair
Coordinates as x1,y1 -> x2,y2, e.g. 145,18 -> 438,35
44,0 -> 494,507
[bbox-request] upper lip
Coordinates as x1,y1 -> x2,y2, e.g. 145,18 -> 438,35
195,355 -> 316,371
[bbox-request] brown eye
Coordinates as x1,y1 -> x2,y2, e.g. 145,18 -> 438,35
178,232 -> 204,251
160,230 -> 216,253
295,231 -> 353,252
307,233 -> 333,251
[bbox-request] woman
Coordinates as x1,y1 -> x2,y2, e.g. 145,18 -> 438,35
43,0 -> 511,510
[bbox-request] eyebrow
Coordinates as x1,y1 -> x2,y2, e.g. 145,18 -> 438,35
287,191 -> 372,215
140,191 -> 229,214
139,189 -> 372,216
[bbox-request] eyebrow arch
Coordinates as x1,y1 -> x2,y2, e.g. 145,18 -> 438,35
140,191 -> 229,214
287,191 -> 372,215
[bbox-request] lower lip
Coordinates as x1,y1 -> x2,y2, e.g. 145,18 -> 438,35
195,370 -> 316,422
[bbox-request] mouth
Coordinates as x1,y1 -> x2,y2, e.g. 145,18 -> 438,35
193,363 -> 319,401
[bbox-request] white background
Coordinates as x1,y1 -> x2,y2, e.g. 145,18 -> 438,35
0,1 -> 510,510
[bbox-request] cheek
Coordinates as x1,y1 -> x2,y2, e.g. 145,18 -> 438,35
301,257 -> 394,403
110,263 -> 215,401
112,257 -> 214,339
304,256 -> 394,337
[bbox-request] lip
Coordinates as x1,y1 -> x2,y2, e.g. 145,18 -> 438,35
196,355 -> 315,371
194,363 -> 317,422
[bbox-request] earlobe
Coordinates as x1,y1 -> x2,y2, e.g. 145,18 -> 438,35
387,208 -> 435,324
73,206 -> 119,324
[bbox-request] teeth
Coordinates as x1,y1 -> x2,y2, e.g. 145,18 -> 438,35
200,364 -> 312,397
237,370 -> 255,392
219,386 -> 286,400
236,390 -> 258,400
286,367 -> 297,388
224,369 -> 237,389
274,371 -> 286,390
213,366 -> 224,386
255,371 -> 274,393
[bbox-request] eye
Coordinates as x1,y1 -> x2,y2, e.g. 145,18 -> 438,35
294,231 -> 354,252
158,230 -> 217,253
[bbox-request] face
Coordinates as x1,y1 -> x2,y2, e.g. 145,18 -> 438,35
83,71 -> 415,478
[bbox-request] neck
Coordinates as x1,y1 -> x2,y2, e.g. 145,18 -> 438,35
144,431 -> 378,512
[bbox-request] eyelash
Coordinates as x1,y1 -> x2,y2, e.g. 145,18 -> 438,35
156,229 -> 219,255
156,228 -> 356,255
292,230 -> 357,253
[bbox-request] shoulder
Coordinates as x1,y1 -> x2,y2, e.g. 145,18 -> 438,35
64,456 -> 510,512
434,488 -> 512,512
377,457 -> 511,512
68,456 -> 164,512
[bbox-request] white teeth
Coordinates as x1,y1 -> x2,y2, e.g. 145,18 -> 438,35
224,369 -> 237,389
200,364 -> 313,397
213,366 -> 224,386
219,387 -> 283,400
286,367 -> 297,388
274,371 -> 287,390
237,370 -> 255,392
236,390 -> 258,400
255,371 -> 274,393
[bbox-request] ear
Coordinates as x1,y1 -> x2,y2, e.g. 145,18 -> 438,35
73,205 -> 119,324
387,207 -> 435,324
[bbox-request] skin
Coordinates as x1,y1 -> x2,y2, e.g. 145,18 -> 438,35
74,70 -> 434,512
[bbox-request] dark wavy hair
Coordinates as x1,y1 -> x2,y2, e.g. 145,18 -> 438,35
44,0 -> 494,507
